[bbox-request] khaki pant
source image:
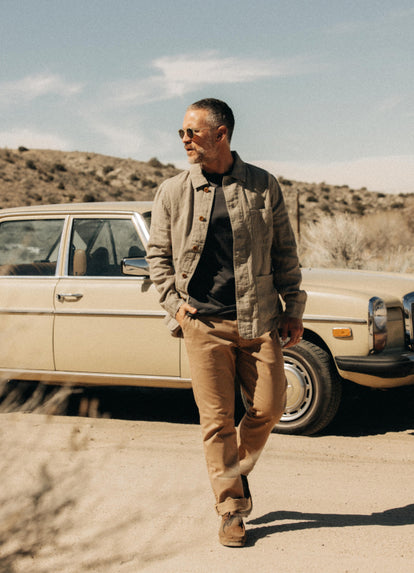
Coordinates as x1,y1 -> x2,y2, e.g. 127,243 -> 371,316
182,315 -> 286,515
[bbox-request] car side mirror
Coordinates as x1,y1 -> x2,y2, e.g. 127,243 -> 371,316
121,257 -> 150,277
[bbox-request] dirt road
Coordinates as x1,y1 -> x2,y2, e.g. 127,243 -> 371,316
2,393 -> 413,573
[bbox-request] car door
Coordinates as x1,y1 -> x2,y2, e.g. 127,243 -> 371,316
0,216 -> 64,371
53,214 -> 180,378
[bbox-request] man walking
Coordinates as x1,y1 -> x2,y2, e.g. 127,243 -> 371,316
147,98 -> 306,547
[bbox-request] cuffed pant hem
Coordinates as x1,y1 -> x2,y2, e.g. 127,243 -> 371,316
215,497 -> 250,516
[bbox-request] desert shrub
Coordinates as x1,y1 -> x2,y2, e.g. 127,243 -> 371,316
367,246 -> 414,273
301,211 -> 414,272
103,165 -> 114,175
28,192 -> 42,202
46,193 -> 60,203
83,193 -> 96,202
320,204 -> 332,214
0,381 -> 85,571
26,159 -> 37,170
301,213 -> 368,269
147,157 -> 163,168
354,203 -> 366,216
53,162 -> 67,172
141,178 -> 158,188
2,150 -> 15,163
18,146 -> 29,152
129,173 -> 140,182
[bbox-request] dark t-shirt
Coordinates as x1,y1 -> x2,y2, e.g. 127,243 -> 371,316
188,173 -> 237,318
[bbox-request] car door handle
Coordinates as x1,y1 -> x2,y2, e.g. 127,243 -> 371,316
56,293 -> 84,301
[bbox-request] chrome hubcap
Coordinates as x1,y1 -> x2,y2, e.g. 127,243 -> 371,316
282,357 -> 313,422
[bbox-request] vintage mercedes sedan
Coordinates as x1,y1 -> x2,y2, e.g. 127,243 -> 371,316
1,201 -> 413,434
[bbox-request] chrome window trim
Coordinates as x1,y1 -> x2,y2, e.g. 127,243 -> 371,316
54,310 -> 166,317
0,308 -> 54,315
303,315 -> 367,324
0,308 -> 166,317
62,213 -> 148,277
0,215 -> 68,277
134,212 -> 150,244
403,291 -> 414,350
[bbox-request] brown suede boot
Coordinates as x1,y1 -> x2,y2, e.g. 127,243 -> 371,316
219,512 -> 246,547
239,474 -> 253,517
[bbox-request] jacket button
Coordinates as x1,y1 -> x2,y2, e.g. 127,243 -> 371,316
203,187 -> 210,193
182,273 -> 188,278
199,216 -> 206,222
192,245 -> 199,252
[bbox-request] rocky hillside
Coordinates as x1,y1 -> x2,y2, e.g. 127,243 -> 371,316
0,147 -> 412,225
0,147 -> 179,206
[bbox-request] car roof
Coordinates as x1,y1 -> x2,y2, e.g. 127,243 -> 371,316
0,201 -> 153,216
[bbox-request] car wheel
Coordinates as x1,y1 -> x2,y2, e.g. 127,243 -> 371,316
275,340 -> 342,435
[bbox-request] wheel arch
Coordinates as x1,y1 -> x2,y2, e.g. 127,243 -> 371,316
303,327 -> 338,371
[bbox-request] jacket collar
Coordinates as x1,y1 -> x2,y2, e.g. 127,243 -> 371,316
189,151 -> 247,190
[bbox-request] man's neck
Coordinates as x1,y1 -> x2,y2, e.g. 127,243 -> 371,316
201,150 -> 234,175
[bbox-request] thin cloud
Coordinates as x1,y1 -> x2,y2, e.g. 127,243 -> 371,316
254,155 -> 414,194
0,73 -> 83,105
109,52 -> 318,105
84,118 -> 146,157
327,6 -> 414,36
373,94 -> 407,115
0,128 -> 72,150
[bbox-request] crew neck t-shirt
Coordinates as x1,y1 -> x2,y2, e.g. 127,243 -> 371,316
187,172 -> 236,318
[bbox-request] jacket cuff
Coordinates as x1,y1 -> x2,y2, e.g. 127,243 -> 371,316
283,291 -> 307,318
164,296 -> 184,321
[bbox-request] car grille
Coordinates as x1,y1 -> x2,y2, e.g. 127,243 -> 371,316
403,292 -> 414,350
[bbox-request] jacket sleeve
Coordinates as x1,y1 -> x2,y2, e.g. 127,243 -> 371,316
270,175 -> 307,318
146,184 -> 184,321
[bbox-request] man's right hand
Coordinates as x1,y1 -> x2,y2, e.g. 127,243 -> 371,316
176,302 -> 198,326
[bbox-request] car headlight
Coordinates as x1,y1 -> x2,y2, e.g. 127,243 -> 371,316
368,297 -> 387,353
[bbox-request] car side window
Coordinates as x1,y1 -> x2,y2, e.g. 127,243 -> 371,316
68,218 -> 146,277
0,219 -> 64,276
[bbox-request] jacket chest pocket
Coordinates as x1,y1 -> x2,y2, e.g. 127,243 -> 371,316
249,208 -> 273,244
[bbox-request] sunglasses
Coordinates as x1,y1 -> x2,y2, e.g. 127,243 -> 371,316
178,127 -> 212,139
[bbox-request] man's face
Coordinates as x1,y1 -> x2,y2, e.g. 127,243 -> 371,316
181,108 -> 218,166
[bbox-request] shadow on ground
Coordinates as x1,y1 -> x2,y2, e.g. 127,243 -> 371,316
246,503 -> 414,546
2,380 -> 413,437
324,382 -> 414,437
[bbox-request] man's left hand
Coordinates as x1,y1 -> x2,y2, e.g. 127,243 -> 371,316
279,315 -> 304,348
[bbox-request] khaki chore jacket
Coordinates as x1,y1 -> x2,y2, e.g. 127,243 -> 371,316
146,152 -> 307,339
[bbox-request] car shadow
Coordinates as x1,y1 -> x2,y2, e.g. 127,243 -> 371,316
3,380 -> 413,437
66,386 -> 202,425
322,383 -> 414,437
66,383 -> 414,438
245,504 -> 414,546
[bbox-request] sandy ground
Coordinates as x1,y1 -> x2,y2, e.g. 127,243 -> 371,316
1,401 -> 413,573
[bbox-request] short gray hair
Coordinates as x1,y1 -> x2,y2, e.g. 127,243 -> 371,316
188,98 -> 235,142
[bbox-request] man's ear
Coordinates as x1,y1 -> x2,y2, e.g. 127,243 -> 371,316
217,126 -> 227,141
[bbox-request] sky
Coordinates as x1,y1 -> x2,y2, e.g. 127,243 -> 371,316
0,0 -> 413,193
